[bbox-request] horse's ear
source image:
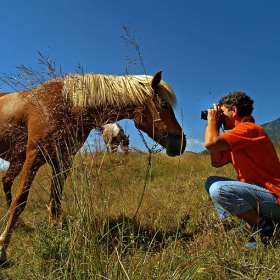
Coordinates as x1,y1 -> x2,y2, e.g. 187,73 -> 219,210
151,71 -> 162,90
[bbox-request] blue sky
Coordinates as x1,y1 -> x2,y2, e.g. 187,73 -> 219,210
1,0 -> 280,159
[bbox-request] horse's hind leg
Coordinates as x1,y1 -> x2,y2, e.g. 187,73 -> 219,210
0,150 -> 41,262
2,160 -> 24,208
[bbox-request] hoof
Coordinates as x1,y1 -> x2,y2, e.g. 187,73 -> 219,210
0,246 -> 7,267
0,260 -> 10,268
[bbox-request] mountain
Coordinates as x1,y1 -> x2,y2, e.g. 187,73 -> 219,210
261,117 -> 280,147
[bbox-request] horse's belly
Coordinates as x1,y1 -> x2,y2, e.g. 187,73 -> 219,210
0,126 -> 27,161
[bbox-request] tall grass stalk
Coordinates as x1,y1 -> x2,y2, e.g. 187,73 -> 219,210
1,151 -> 280,279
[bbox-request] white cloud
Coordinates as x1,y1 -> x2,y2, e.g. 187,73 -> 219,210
186,139 -> 205,153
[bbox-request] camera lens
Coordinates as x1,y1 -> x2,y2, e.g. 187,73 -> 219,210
201,110 -> 208,120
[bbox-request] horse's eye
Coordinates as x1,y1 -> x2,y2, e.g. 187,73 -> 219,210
161,100 -> 168,109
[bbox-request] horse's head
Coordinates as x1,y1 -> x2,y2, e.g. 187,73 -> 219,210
120,134 -> 130,154
134,71 -> 186,156
122,134 -> 130,147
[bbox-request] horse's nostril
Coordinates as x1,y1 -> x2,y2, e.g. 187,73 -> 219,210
166,138 -> 186,156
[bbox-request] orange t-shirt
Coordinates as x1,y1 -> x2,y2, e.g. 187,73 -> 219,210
222,121 -> 280,204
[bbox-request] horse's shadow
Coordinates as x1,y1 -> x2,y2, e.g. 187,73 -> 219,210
92,214 -> 193,252
0,213 -> 194,273
0,273 -> 10,280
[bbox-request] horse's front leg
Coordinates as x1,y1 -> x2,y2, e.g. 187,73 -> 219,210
110,140 -> 118,153
105,143 -> 110,152
0,148 -> 40,263
49,158 -> 72,222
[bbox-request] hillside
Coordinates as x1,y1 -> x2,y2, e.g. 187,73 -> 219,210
261,117 -> 280,147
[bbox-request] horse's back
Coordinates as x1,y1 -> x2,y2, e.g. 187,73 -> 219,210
108,123 -> 123,136
103,123 -> 122,137
102,123 -> 121,144
0,88 -> 57,160
0,92 -> 12,97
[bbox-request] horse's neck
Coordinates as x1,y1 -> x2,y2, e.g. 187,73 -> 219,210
86,106 -> 139,127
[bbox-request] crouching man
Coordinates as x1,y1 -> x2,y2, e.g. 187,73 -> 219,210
204,90 -> 280,249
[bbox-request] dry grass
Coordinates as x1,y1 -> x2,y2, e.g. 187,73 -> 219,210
0,150 -> 280,279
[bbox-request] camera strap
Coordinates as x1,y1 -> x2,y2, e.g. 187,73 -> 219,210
221,116 -> 255,132
245,119 -> 255,123
242,116 -> 255,123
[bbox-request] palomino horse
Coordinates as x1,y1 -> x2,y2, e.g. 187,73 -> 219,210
101,123 -> 130,153
0,71 -> 186,263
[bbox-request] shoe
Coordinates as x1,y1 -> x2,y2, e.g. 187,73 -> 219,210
241,236 -> 257,250
256,219 -> 276,246
242,220 -> 277,250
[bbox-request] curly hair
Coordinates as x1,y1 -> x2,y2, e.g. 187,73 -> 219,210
218,91 -> 254,118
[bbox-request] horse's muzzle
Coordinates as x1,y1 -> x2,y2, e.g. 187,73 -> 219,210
164,135 -> 186,157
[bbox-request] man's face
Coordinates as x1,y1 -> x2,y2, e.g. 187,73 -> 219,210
220,105 -> 235,130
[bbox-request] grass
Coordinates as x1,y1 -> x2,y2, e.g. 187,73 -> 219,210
0,149 -> 279,279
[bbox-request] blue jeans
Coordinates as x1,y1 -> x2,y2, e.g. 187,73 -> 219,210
205,176 -> 280,222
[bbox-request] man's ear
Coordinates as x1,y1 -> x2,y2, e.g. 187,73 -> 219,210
232,106 -> 238,117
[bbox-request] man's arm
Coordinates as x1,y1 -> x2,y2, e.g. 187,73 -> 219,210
204,107 -> 231,167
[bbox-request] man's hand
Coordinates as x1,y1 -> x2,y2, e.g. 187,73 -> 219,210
207,103 -> 222,125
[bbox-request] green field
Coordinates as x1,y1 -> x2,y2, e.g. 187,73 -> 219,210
0,150 -> 279,279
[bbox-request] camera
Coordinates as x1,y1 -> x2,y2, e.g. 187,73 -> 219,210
201,108 -> 223,126
201,110 -> 209,120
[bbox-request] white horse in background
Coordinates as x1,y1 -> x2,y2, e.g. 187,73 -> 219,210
101,123 -> 130,153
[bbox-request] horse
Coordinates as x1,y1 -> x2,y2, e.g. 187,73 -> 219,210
101,123 -> 130,153
0,70 -> 186,263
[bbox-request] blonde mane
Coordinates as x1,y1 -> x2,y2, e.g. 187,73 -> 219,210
63,74 -> 177,108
